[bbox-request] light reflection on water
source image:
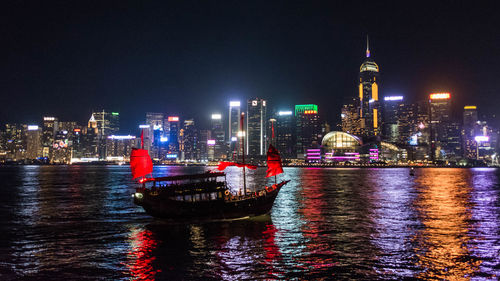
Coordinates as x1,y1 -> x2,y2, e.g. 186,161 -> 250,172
0,166 -> 499,280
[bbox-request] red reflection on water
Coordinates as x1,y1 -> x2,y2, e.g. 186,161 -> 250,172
298,169 -> 337,271
262,223 -> 283,277
126,228 -> 161,281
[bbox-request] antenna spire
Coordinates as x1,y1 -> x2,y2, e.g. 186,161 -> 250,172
366,35 -> 370,58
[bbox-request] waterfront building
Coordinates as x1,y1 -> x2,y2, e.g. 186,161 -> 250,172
295,104 -> 321,159
321,131 -> 363,162
428,93 -> 452,161
382,96 -> 404,143
463,106 -> 479,159
26,125 -> 42,160
42,116 -> 58,159
211,113 -> 226,160
165,116 -> 180,156
358,37 -> 381,137
179,119 -> 197,161
228,101 -> 241,160
91,110 -> 120,159
246,98 -> 267,158
105,135 -> 136,161
4,123 -> 27,161
275,110 -> 295,159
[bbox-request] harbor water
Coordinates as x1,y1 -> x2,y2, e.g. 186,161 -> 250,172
1,166 -> 499,280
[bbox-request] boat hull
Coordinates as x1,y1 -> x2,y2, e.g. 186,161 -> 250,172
134,181 -> 289,221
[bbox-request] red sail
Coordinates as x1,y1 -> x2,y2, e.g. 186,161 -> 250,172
216,161 -> 257,171
266,144 -> 283,178
130,148 -> 153,179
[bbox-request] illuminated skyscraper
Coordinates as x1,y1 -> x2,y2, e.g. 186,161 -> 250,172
295,104 -> 321,158
341,98 -> 361,136
228,101 -> 241,160
211,113 -> 226,160
276,110 -> 295,159
179,119 -> 197,161
463,105 -> 479,159
246,98 -> 267,157
91,110 -> 120,159
358,37 -> 381,137
382,96 -> 404,143
42,116 -> 58,159
165,116 -> 180,156
26,125 -> 42,160
429,93 -> 452,161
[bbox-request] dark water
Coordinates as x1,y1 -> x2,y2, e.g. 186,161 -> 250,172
1,166 -> 500,280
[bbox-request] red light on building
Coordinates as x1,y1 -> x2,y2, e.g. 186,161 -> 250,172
73,128 -> 81,132
429,93 -> 450,100
168,116 -> 179,122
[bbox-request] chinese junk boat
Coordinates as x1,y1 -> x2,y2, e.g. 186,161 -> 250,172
130,115 -> 289,221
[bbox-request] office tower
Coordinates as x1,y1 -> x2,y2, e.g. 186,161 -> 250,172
382,96 -> 404,143
358,37 -> 381,137
105,135 -> 136,161
26,125 -> 42,160
275,110 -> 295,158
295,104 -> 321,159
198,129 -> 211,161
179,119 -> 197,161
211,113 -> 226,160
228,101 -> 241,160
91,110 -> 120,159
429,93 -> 452,161
463,106 -> 479,159
165,116 -> 180,155
42,116 -> 58,159
341,98 -> 362,136
4,123 -> 27,161
246,98 -> 267,157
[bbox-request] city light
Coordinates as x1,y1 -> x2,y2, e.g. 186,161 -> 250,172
429,93 -> 451,100
369,99 -> 375,103
160,137 -> 168,142
108,135 -> 135,140
153,125 -> 162,130
278,111 -> 293,116
304,110 -> 318,114
207,139 -> 216,145
112,112 -> 119,116
229,101 -> 241,107
231,137 -> 237,142
464,105 -> 477,110
139,125 -> 150,128
237,131 -> 245,137
295,104 -> 318,115
211,114 -> 222,120
168,116 -> 179,122
166,154 -> 177,158
384,96 -> 403,101
475,136 -> 489,142
27,125 -> 39,130
43,117 -> 55,121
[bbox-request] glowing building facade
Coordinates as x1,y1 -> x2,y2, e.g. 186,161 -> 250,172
246,98 -> 267,157
358,37 -> 381,137
295,104 -> 321,158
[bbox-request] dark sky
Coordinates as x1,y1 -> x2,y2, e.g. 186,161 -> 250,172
1,1 -> 500,132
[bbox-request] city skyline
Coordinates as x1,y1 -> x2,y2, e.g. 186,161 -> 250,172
2,2 -> 500,131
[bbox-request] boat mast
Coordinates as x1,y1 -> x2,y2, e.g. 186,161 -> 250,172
271,119 -> 277,185
240,112 -> 247,196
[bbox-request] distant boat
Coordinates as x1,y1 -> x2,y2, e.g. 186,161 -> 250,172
130,113 -> 289,221
410,167 -> 415,176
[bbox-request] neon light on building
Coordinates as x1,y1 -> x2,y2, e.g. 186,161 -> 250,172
160,137 -> 168,142
207,139 -> 216,145
464,105 -> 477,110
295,104 -> 318,115
27,125 -> 39,130
211,114 -> 222,120
108,135 -> 135,140
429,93 -> 451,100
229,101 -> 241,107
168,116 -> 179,122
139,125 -> 150,128
278,111 -> 293,116
384,96 -> 404,101
475,136 -> 489,142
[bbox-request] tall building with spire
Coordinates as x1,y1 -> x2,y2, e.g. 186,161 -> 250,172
358,36 -> 381,138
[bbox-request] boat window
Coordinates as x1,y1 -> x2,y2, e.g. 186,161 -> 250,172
210,192 -> 217,200
176,196 -> 183,201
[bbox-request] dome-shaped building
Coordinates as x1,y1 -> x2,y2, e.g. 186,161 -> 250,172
321,131 -> 363,162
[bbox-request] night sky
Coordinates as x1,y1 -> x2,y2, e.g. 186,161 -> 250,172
2,1 -> 500,132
